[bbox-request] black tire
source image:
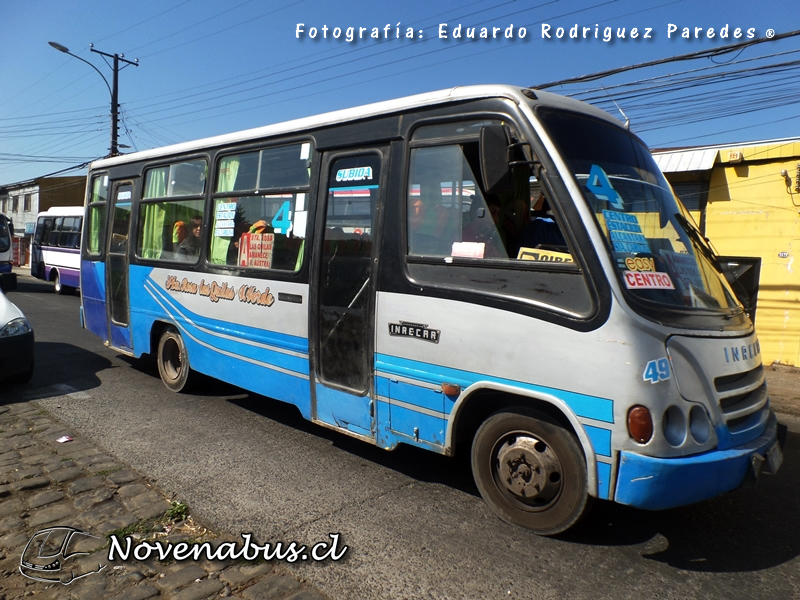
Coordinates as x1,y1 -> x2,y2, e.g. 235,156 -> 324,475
471,408 -> 590,536
53,272 -> 64,294
157,326 -> 193,392
53,272 -> 73,295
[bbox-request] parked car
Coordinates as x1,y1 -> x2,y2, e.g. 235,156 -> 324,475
0,281 -> 34,383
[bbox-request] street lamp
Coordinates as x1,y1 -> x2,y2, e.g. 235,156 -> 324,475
48,41 -> 139,157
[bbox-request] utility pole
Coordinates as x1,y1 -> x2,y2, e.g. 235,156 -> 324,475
48,41 -> 139,157
90,46 -> 138,156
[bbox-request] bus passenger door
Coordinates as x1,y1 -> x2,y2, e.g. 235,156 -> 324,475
106,181 -> 134,353
30,216 -> 50,280
311,149 -> 386,438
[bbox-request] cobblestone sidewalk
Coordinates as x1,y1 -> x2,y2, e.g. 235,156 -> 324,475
0,402 -> 328,600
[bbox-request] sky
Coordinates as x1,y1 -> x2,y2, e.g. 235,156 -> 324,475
1,0 -> 799,185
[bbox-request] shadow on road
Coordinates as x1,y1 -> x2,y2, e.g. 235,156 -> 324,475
226,392 -> 478,495
559,428 -> 799,573
2,342 -> 113,406
231,391 -> 799,572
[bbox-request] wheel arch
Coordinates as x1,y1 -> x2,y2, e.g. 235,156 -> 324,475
149,319 -> 176,358
153,320 -> 195,393
447,383 -> 599,498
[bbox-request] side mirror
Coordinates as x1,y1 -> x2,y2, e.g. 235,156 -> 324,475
480,126 -> 513,195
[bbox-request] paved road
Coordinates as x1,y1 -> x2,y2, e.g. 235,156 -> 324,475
4,274 -> 800,600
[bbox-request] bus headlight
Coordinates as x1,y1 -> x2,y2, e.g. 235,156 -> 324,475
627,405 -> 654,444
662,406 -> 687,447
689,405 -> 712,444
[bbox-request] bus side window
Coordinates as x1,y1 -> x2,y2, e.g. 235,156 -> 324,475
37,218 -> 52,245
137,159 -> 207,262
210,142 -> 312,271
407,143 -> 509,259
48,218 -> 63,247
61,217 -> 81,248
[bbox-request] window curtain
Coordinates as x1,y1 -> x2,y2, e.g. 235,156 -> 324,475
140,170 -> 168,258
210,157 -> 240,264
88,204 -> 106,254
87,177 -> 108,254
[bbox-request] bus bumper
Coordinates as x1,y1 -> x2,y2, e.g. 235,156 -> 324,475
614,411 -> 784,510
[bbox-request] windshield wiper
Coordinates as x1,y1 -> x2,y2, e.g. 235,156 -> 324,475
673,213 -> 719,268
672,213 -> 744,317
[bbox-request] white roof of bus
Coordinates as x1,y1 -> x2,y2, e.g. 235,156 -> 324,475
91,85 -> 618,170
37,206 -> 84,217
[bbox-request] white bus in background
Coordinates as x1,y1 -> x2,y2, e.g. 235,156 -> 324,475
0,213 -> 15,291
31,206 -> 83,294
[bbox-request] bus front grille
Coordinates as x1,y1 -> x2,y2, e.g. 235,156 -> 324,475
714,365 -> 768,429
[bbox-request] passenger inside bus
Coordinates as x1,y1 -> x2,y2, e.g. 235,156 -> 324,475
517,195 -> 566,250
226,218 -> 252,265
173,221 -> 188,246
177,215 -> 202,258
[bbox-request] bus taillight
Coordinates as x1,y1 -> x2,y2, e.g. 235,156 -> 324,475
627,406 -> 654,444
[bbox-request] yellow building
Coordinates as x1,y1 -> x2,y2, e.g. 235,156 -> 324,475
654,139 -> 800,367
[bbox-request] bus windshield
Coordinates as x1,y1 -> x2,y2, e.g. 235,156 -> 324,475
537,107 -> 740,315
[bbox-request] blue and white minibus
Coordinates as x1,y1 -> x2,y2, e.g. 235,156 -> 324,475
80,85 -> 784,535
31,206 -> 83,294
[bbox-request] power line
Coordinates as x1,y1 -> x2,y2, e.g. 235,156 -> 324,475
6,1 -> 784,181
535,29 -> 800,89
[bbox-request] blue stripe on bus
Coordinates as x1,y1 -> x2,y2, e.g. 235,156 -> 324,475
191,344 -> 311,418
584,425 -> 612,457
380,399 -> 447,446
375,353 -> 614,424
141,279 -> 309,375
375,377 -> 444,414
132,265 -> 309,352
144,276 -> 309,353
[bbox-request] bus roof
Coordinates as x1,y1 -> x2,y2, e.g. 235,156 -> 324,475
37,206 -> 84,217
90,85 -> 619,170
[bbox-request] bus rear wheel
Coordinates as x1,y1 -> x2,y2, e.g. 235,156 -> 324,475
471,408 -> 589,536
53,272 -> 72,295
157,327 -> 193,393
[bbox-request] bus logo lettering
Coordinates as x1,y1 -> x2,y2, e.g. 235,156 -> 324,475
389,321 -> 442,344
238,285 -> 275,307
165,275 -> 198,294
724,339 -> 760,362
388,321 -> 440,343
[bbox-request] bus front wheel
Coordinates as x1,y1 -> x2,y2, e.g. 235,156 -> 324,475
471,408 -> 590,536
157,327 -> 193,393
